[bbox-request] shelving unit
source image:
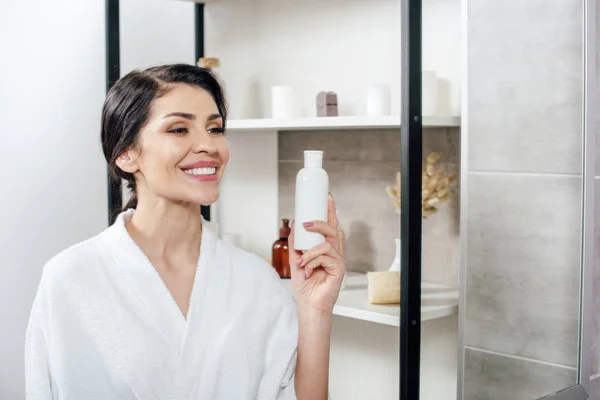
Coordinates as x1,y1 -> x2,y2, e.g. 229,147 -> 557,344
280,274 -> 458,328
226,115 -> 460,132
102,0 -> 463,398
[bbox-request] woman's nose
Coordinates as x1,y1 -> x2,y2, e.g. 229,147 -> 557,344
191,131 -> 218,154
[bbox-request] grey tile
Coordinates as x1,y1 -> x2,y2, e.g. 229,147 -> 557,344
423,127 -> 461,166
422,176 -> 460,286
596,122 -> 600,176
466,173 -> 582,366
278,129 -> 400,162
278,128 -> 460,282
590,377 -> 600,400
593,179 -> 600,376
463,347 -> 577,400
468,1 -> 583,174
278,127 -> 459,163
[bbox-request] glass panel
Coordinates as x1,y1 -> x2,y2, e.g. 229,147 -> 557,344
456,1 -> 591,399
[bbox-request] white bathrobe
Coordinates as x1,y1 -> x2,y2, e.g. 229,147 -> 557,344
25,210 -> 298,400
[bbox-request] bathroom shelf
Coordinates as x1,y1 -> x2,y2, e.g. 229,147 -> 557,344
280,274 -> 458,327
172,0 -> 221,3
226,116 -> 460,132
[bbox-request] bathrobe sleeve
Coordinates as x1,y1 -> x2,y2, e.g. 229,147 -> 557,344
25,323 -> 52,400
25,268 -> 54,400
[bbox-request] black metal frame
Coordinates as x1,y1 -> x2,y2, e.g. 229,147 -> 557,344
400,0 -> 422,399
195,3 -> 211,222
106,0 -> 122,225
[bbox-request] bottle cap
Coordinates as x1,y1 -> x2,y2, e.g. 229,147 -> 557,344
280,219 -> 291,238
304,150 -> 323,168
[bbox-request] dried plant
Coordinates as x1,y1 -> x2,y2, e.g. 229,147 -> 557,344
385,172 -> 401,214
197,57 -> 220,69
385,152 -> 457,219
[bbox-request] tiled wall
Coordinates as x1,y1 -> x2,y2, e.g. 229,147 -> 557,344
277,127 -> 460,286
463,1 -> 585,399
591,2 -> 600,399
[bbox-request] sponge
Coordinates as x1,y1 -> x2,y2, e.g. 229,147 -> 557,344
367,271 -> 400,304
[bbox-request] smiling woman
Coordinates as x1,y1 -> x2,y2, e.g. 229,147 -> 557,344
24,64 -> 345,400
101,65 -> 229,213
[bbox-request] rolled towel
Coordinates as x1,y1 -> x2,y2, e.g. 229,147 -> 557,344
367,271 -> 400,304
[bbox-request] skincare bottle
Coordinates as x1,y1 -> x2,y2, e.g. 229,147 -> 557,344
294,150 -> 329,251
272,219 -> 291,278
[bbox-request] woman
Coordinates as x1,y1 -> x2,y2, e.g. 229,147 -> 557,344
25,64 -> 345,399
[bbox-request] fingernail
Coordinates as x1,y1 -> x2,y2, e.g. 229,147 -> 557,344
305,269 -> 310,279
296,257 -> 303,267
303,221 -> 314,227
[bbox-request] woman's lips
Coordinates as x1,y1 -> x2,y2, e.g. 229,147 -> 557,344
182,166 -> 218,182
179,160 -> 220,169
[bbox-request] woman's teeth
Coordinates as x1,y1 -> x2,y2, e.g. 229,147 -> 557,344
184,167 -> 216,176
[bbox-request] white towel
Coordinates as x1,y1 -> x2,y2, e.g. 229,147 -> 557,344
25,210 -> 298,399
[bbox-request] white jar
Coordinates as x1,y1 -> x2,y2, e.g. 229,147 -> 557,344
366,84 -> 391,116
422,70 -> 438,116
271,86 -> 294,119
388,238 -> 401,271
294,150 -> 329,251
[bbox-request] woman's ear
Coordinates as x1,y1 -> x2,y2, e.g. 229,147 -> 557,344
115,150 -> 139,174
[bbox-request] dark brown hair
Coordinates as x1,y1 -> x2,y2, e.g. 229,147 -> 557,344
101,64 -> 228,216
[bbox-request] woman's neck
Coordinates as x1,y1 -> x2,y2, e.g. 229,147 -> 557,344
126,197 -> 203,268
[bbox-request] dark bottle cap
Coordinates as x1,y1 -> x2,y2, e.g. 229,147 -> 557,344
280,219 -> 291,238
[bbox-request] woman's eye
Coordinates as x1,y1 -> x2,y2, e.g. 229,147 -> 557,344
168,127 -> 188,134
208,127 -> 225,135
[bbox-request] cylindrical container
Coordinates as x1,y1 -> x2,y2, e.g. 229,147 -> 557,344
422,70 -> 437,116
271,86 -> 294,119
366,84 -> 391,116
388,238 -> 401,271
294,150 -> 329,251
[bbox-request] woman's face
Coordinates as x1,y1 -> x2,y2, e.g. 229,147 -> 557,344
119,84 -> 229,207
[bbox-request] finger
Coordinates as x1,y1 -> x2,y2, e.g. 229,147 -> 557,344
327,193 -> 339,228
303,220 -> 339,252
296,241 -> 341,269
305,255 -> 345,279
303,220 -> 338,240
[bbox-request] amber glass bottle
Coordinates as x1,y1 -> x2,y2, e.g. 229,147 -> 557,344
272,219 -> 291,278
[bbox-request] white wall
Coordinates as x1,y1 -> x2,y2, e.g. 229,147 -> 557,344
205,0 -> 461,119
0,1 -> 108,397
0,1 -> 196,397
217,130 -> 279,257
119,0 -> 196,207
120,0 -> 195,73
204,0 -> 461,259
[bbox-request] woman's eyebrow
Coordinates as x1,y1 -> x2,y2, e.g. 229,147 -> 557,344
163,112 -> 196,120
207,113 -> 222,122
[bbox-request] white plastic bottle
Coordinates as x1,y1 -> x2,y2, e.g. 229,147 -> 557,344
294,150 -> 329,251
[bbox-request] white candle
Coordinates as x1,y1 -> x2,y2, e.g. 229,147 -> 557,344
366,84 -> 391,116
271,86 -> 294,119
422,70 -> 438,116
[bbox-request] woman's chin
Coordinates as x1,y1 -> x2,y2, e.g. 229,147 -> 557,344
189,193 -> 219,207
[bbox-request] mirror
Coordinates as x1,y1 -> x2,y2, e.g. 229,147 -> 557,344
457,1 -> 595,399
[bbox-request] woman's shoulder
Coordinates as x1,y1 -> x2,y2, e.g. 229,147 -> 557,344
39,230 -> 108,289
29,231 -> 108,324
